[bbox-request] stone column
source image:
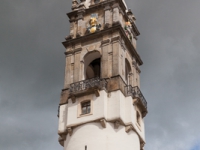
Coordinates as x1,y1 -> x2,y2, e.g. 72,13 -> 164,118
132,59 -> 137,87
74,52 -> 81,82
104,4 -> 112,28
64,55 -> 72,88
77,9 -> 85,37
69,17 -> 76,39
108,50 -> 113,78
112,3 -> 120,25
101,39 -> 110,78
111,37 -> 121,76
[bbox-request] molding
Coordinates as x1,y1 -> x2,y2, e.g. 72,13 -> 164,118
101,39 -> 110,45
94,89 -> 100,97
125,125 -> 132,133
69,16 -> 76,23
111,36 -> 121,43
76,32 -> 82,37
63,118 -> 146,145
114,121 -> 120,129
72,0 -> 79,10
104,23 -> 111,29
104,4 -> 111,11
67,127 -> 73,136
112,21 -> 121,26
68,0 -> 128,23
71,96 -> 76,103
58,136 -> 64,146
100,119 -> 106,128
58,129 -> 67,137
62,24 -> 143,65
112,3 -> 120,9
136,123 -> 142,131
58,129 -> 68,147
65,47 -> 82,55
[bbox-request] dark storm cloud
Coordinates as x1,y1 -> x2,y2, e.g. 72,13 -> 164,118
0,0 -> 70,149
1,0 -> 200,150
126,0 -> 200,149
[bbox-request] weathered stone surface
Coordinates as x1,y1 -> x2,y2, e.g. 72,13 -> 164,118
60,90 -> 70,105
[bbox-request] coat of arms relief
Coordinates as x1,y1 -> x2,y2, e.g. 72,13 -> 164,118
87,13 -> 101,34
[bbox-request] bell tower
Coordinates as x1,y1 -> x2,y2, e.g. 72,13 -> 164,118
58,0 -> 148,150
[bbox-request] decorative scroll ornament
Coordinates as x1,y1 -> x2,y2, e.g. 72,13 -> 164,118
124,21 -> 132,41
87,14 -> 101,33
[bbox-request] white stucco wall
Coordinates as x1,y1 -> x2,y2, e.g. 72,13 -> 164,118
58,104 -> 68,133
64,122 -> 140,150
58,90 -> 145,145
66,90 -> 108,127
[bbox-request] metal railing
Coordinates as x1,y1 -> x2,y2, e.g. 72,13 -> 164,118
69,77 -> 107,93
125,85 -> 147,109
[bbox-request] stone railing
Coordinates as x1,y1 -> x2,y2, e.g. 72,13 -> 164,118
125,85 -> 147,109
69,77 -> 107,94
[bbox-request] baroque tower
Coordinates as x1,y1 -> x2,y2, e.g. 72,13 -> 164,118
58,0 -> 148,150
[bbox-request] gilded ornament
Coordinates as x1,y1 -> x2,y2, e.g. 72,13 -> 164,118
124,21 -> 133,41
87,14 -> 101,34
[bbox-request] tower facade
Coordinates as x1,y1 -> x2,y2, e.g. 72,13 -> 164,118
58,0 -> 148,150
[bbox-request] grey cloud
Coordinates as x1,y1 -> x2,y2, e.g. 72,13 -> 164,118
1,0 -> 200,150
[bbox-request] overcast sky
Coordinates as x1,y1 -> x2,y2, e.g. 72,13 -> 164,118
1,0 -> 200,150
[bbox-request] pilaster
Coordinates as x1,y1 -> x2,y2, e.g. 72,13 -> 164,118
77,9 -> 85,37
64,55 -> 73,88
69,17 -> 76,39
112,3 -> 120,25
111,36 -> 121,76
104,4 -> 112,28
74,51 -> 81,82
101,39 -> 111,78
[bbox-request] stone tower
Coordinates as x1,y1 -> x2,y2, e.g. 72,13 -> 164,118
58,0 -> 148,150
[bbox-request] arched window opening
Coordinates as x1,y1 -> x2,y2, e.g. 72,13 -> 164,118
125,59 -> 131,85
84,51 -> 101,80
86,58 -> 101,79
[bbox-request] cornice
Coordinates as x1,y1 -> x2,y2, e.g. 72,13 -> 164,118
67,0 -> 127,20
62,25 -> 143,65
58,118 -> 145,148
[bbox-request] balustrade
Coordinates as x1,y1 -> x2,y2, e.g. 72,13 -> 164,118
69,77 -> 107,93
125,85 -> 147,109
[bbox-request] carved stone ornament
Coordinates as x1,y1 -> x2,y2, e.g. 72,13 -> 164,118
87,13 -> 101,34
72,0 -> 79,10
67,127 -> 73,136
100,119 -> 106,128
124,21 -> 132,41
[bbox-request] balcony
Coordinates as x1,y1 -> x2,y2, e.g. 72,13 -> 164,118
125,85 -> 148,116
69,77 -> 107,99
